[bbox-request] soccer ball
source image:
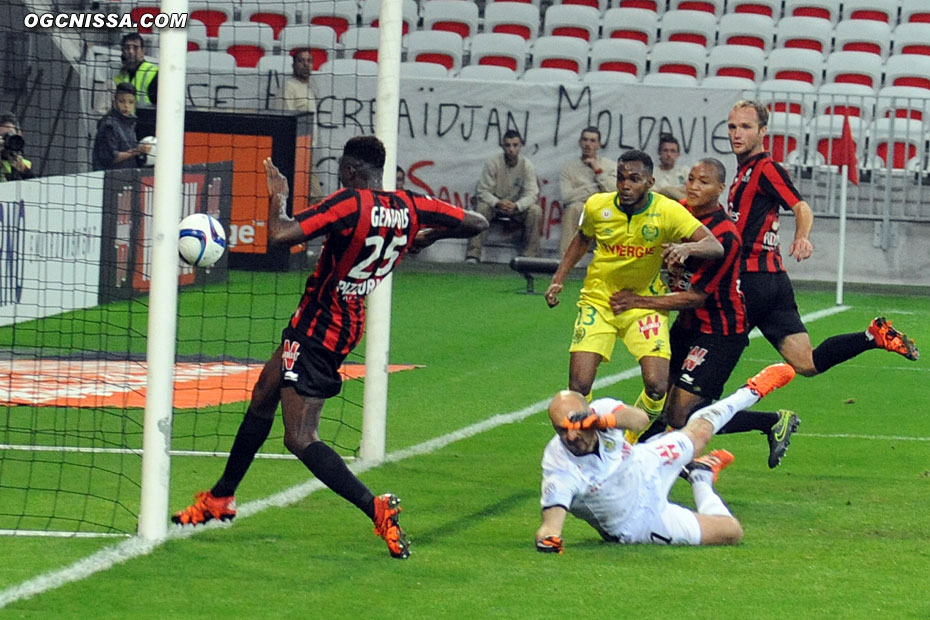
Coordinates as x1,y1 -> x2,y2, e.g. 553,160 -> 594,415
178,213 -> 227,267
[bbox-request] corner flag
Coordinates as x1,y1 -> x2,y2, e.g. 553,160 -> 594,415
835,115 -> 859,185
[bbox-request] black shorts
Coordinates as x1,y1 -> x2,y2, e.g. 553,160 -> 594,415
669,322 -> 749,401
280,326 -> 348,399
740,271 -> 807,348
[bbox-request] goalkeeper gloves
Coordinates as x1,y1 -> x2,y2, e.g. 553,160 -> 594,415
561,408 -> 623,430
536,535 -> 563,554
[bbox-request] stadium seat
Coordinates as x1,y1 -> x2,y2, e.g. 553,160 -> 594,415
867,117 -> 928,170
521,67 -> 582,82
840,0 -> 896,24
727,0 -> 781,19
707,45 -> 766,83
824,51 -> 883,90
186,22 -> 209,51
340,26 -> 383,63
762,112 -> 808,163
754,79 -> 817,115
717,13 -> 775,51
642,72 -> 700,86
649,41 -> 707,80
658,10 -> 717,48
782,0 -> 839,25
256,54 -> 292,75
422,1 -> 480,41
885,54 -> 930,90
774,16 -> 833,54
543,5 -> 601,42
589,38 -> 647,79
469,33 -> 528,73
584,70 -> 640,83
186,50 -> 237,72
555,0 -> 609,14
766,48 -> 824,85
703,75 -> 757,89
817,82 -> 878,118
893,23 -> 930,56
361,0 -> 419,35
875,86 -> 930,121
309,0 -> 360,42
483,3 -> 540,41
279,25 -> 340,69
398,61 -> 450,78
833,19 -> 892,59
615,0 -> 665,14
241,2 -> 297,40
808,113 -> 868,167
601,8 -> 658,46
405,31 -> 463,72
458,64 -> 519,81
188,2 -> 232,38
901,0 -> 930,24
668,0 -> 725,19
216,22 -> 275,68
319,58 -> 380,76
486,0 -> 541,7
530,36 -> 590,74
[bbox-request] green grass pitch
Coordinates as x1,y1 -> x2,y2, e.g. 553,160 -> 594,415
1,263 -> 928,618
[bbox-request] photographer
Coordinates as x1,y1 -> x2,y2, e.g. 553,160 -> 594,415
0,113 -> 35,182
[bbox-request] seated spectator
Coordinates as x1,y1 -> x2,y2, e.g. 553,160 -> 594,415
652,133 -> 689,200
559,126 -> 616,256
0,113 -> 35,182
115,33 -> 158,106
396,165 -> 406,190
92,82 -> 151,171
465,130 -> 542,263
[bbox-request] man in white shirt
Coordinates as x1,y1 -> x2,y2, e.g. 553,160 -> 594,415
652,133 -> 690,201
535,362 -> 795,552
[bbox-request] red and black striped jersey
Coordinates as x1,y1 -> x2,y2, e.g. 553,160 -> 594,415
727,152 -> 803,274
669,203 -> 747,336
290,188 -> 465,355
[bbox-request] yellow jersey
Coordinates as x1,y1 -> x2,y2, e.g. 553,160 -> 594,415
579,191 -> 702,308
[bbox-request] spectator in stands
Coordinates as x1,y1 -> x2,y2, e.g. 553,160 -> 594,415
652,133 -> 689,201
280,49 -> 323,203
115,33 -> 158,106
396,166 -> 406,190
466,129 -> 542,263
0,113 -> 35,182
558,126 -> 616,256
92,82 -> 151,171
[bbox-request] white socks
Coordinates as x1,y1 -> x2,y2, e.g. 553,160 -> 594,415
691,386 -> 759,434
692,480 -> 733,517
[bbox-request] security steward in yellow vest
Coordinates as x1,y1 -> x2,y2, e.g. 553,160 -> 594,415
115,33 -> 158,105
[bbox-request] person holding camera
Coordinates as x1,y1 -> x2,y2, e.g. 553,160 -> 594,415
92,82 -> 151,171
0,113 -> 35,182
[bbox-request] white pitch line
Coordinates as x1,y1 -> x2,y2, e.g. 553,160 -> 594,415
0,303 -> 854,609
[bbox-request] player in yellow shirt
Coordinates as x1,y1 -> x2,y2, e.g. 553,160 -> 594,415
545,150 -> 723,429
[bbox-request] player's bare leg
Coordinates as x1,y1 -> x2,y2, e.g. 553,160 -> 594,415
776,332 -> 817,376
568,351 -> 601,398
626,355 -> 669,442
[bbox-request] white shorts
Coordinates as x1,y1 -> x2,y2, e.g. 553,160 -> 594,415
621,431 -> 702,545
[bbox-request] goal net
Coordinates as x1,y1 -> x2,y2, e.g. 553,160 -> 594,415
0,0 -> 387,537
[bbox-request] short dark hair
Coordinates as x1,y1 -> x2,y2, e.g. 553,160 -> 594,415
0,112 -> 19,129
343,135 -> 386,170
580,126 -> 601,140
115,82 -> 137,97
619,150 -> 654,174
732,99 -> 769,128
502,129 -> 523,144
697,157 -> 727,184
658,133 -> 679,149
121,32 -> 145,48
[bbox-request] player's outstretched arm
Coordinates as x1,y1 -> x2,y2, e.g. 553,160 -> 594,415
609,288 -> 707,315
410,211 -> 489,252
545,231 -> 592,308
264,157 -> 307,249
536,506 -> 568,554
667,224 -> 724,263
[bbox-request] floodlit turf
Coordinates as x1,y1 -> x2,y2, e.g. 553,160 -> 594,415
1,264 -> 928,617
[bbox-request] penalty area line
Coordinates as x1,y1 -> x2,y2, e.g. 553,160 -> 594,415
0,304 -> 852,609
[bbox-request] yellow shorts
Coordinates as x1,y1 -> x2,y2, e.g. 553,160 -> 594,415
569,303 -> 671,363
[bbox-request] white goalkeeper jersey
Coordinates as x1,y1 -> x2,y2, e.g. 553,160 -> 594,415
540,397 -> 700,543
